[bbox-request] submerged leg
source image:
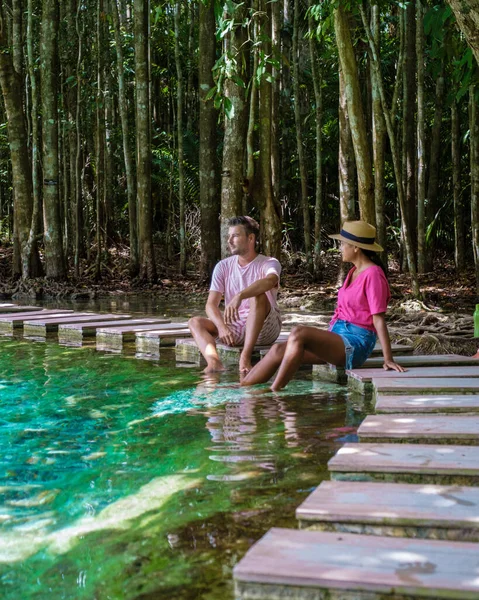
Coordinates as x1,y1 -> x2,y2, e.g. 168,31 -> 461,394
188,316 -> 225,372
271,326 -> 346,391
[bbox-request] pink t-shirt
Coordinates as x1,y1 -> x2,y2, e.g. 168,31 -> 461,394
330,265 -> 390,332
210,254 -> 281,321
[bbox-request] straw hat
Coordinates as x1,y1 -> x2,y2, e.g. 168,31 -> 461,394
329,220 -> 383,252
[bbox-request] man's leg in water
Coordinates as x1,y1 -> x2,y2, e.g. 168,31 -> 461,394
239,293 -> 270,373
188,316 -> 225,373
271,326 -> 345,391
241,341 -> 287,385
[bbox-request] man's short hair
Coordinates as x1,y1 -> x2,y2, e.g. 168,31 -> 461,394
228,216 -> 260,243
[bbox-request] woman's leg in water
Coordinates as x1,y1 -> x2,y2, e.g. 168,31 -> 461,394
241,342 -> 287,386
271,326 -> 346,391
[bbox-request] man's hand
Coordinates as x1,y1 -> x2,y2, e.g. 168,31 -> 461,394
224,294 -> 242,325
217,323 -> 236,346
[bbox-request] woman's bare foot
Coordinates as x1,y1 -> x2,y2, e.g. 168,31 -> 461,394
203,360 -> 226,373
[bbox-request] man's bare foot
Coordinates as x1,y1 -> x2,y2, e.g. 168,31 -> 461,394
203,360 -> 226,373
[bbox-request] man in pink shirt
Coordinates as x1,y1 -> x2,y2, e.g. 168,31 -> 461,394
188,216 -> 282,373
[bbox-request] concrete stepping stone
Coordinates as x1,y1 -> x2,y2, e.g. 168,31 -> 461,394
234,527 -> 479,599
348,366 -> 479,395
23,313 -> 131,339
373,377 -> 479,397
58,318 -> 171,346
376,394 -> 479,414
328,442 -> 479,485
358,414 -> 479,445
296,480 -> 479,541
175,334 -> 289,366
96,321 -> 186,352
135,327 -> 193,357
0,304 -> 40,313
0,310 -> 75,335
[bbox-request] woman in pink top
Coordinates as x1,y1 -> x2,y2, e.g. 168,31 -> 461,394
242,221 -> 405,391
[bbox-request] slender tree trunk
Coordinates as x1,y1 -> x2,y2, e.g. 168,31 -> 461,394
452,100 -> 465,270
135,0 -> 156,280
112,0 -> 138,275
338,67 -> 356,224
470,85 -> 479,294
359,4 -> 420,297
220,4 -> 248,257
198,0 -> 220,280
292,0 -> 312,269
174,0 -> 186,274
74,2 -> 83,277
41,0 -> 65,278
402,1 -> 416,263
95,0 -> 105,279
416,0 -> 426,273
425,64 -> 445,270
334,4 -> 375,226
259,0 -> 281,259
371,4 -> 386,265
271,0 -> 281,209
0,6 -> 41,278
309,7 -> 323,278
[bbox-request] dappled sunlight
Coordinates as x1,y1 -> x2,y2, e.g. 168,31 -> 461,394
0,474 -> 200,563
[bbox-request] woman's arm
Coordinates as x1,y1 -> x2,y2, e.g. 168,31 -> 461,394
372,313 -> 407,372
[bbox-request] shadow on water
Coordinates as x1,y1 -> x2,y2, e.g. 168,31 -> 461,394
0,309 -> 362,599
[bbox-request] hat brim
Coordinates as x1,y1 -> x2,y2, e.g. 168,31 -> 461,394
329,233 -> 383,253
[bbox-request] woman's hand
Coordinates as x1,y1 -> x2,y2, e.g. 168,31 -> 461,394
383,359 -> 407,372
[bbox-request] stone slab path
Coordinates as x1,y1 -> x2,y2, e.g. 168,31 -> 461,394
328,442 -> 479,485
296,480 -> 479,540
23,313 -> 131,337
58,318 -> 171,345
96,322 -> 186,351
375,393 -> 479,414
373,377 -> 479,396
234,528 -> 479,599
358,414 -> 479,444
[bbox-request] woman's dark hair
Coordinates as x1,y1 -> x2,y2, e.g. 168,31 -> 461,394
361,249 -> 388,278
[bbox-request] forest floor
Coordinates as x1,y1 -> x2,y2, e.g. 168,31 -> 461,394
0,244 -> 477,356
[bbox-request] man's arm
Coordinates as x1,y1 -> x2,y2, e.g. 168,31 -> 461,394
205,290 -> 236,346
224,273 -> 278,324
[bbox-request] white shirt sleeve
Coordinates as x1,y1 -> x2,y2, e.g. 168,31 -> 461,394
263,257 -> 281,282
209,261 -> 225,294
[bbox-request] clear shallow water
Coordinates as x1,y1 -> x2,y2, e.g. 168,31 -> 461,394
0,333 -> 359,599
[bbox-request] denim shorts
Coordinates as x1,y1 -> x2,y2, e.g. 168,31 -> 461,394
329,320 -> 377,370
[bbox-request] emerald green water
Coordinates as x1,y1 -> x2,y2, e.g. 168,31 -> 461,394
0,336 -> 357,599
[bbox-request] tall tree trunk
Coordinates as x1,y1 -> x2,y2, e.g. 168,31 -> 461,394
402,1 -> 416,264
0,6 -> 41,277
220,3 -> 248,257
446,0 -> 479,66
271,0 -> 281,208
292,0 -> 312,269
416,0 -> 426,273
425,63 -> 445,270
74,1 -> 83,278
309,8 -> 323,279
135,0 -> 156,280
41,0 -> 65,278
198,0 -> 220,280
359,4 -> 420,297
338,67 -> 356,225
452,100 -> 465,270
24,0 -> 43,278
95,0 -> 105,279
112,0 -> 138,275
259,0 -> 281,259
470,85 -> 479,294
174,0 -> 186,274
334,4 -> 375,226
371,4 -> 387,265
